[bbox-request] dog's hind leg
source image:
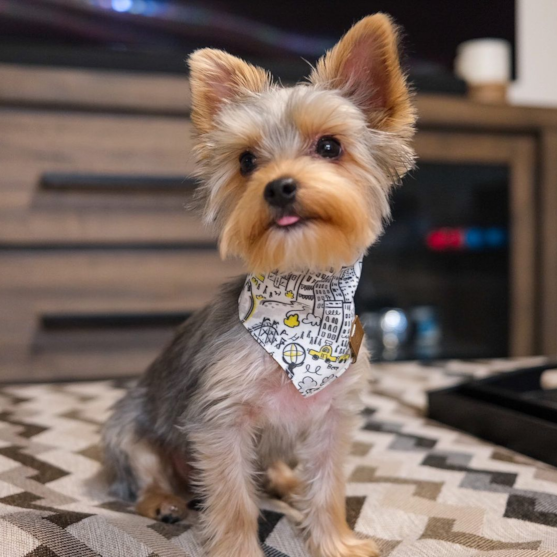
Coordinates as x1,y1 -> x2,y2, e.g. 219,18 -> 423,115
129,439 -> 190,523
102,390 -> 189,523
266,460 -> 300,501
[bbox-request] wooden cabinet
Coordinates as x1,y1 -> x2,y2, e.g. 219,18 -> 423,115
414,98 -> 557,358
0,110 -> 204,244
0,65 -> 242,382
415,132 -> 537,356
0,63 -> 556,381
0,250 -> 242,381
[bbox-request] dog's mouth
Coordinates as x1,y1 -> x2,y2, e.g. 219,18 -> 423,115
271,209 -> 315,230
275,214 -> 301,227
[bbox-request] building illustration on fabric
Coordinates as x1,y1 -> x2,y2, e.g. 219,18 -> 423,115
239,259 -> 363,396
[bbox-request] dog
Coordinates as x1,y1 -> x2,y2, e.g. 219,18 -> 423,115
102,13 -> 415,557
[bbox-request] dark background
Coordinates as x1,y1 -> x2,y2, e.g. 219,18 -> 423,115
0,0 -> 515,81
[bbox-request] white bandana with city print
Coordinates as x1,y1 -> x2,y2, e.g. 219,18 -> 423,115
238,258 -> 363,397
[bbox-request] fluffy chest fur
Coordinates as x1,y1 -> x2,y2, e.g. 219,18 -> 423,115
192,323 -> 366,432
258,359 -> 342,428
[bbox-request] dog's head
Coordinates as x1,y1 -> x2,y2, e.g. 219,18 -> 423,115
188,14 -> 416,273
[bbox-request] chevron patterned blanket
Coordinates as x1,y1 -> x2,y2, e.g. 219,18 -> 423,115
0,358 -> 556,557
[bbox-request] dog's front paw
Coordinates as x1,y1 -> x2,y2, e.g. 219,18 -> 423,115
310,534 -> 379,557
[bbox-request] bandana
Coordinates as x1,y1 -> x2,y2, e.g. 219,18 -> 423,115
239,259 -> 363,397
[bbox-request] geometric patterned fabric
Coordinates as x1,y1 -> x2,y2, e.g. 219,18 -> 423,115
0,357 -> 556,556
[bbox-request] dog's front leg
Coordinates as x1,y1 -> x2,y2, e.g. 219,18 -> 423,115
296,408 -> 379,557
189,421 -> 263,557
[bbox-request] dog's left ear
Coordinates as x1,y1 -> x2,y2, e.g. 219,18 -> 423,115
188,49 -> 271,134
310,14 -> 414,136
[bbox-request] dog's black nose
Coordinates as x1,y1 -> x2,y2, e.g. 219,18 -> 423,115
264,177 -> 298,208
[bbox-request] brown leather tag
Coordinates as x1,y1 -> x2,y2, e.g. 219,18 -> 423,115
349,315 -> 365,363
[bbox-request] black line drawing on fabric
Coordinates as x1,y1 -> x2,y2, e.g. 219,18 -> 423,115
249,318 -> 279,345
320,374 -> 337,387
298,376 -> 319,395
260,300 -> 305,310
241,278 -> 266,322
240,258 -> 362,395
304,364 -> 322,376
240,278 -> 254,322
302,313 -> 321,326
282,343 -> 306,378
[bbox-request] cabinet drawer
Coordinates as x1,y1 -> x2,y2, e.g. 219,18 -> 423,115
0,109 -> 211,244
0,250 -> 244,381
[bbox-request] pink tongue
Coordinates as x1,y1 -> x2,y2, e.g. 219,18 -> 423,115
276,215 -> 300,227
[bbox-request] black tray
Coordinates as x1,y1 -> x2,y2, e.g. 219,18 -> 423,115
427,363 -> 557,467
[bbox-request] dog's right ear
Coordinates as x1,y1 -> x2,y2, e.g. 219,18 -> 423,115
310,14 -> 414,136
188,49 -> 271,134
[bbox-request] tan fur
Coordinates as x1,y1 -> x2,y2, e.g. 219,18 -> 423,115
268,447 -> 379,557
189,15 -> 415,276
188,49 -> 271,134
188,15 -> 413,556
310,13 -> 415,137
188,412 -> 263,556
128,439 -> 172,492
107,14 -> 415,557
136,486 -> 189,522
293,376 -> 379,557
125,438 -> 190,522
220,155 -> 378,272
266,460 -> 301,500
187,335 -> 378,557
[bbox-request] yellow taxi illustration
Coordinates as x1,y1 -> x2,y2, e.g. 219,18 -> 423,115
338,353 -> 351,363
309,344 -> 337,363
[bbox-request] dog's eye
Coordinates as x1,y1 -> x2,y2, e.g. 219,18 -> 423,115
239,151 -> 257,175
316,136 -> 342,159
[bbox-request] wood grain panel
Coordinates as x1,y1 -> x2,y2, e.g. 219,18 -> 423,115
1,339 -> 169,382
508,138 -> 537,356
0,250 -> 242,316
0,250 -> 244,381
417,132 -> 538,357
3,65 -> 557,131
0,109 -> 207,242
416,94 -> 557,131
541,131 -> 557,356
415,132 -> 514,163
0,64 -> 191,115
0,212 -> 215,245
0,110 -> 194,180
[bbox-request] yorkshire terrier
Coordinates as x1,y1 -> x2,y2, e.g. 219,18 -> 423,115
102,13 -> 415,557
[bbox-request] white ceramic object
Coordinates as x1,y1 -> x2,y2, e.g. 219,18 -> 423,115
455,38 -> 512,85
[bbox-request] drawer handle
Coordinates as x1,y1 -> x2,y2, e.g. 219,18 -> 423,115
40,311 -> 191,330
40,173 -> 196,193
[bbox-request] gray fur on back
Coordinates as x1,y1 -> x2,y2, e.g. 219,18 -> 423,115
102,272 -> 368,500
102,275 -> 248,490
139,276 -> 247,446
